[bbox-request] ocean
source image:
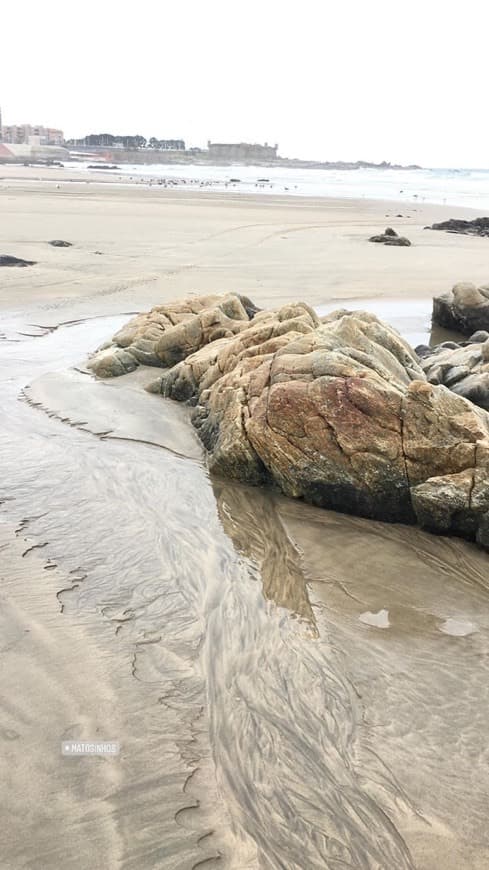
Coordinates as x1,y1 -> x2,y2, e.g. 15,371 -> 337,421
80,162 -> 489,210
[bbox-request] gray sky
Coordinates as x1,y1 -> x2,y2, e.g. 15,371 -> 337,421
2,0 -> 488,167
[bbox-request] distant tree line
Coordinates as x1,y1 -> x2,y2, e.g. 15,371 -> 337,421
65,134 -> 186,150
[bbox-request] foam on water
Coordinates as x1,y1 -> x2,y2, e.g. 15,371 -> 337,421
78,162 -> 489,210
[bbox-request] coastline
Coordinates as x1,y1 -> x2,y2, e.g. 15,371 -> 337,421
1,167 -> 488,319
2,161 -> 489,208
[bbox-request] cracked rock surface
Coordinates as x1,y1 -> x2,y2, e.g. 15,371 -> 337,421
87,292 -> 259,377
90,294 -> 489,549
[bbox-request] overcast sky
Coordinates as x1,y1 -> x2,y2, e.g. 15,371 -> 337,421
2,0 -> 487,167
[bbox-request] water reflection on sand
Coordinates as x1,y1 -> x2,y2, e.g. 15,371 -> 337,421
1,312 -> 489,868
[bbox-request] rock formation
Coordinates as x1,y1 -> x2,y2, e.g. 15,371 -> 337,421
89,294 -> 489,550
87,292 -> 259,377
369,227 -> 411,247
0,255 -> 36,267
428,217 -> 489,238
432,282 -> 489,334
49,240 -> 73,247
417,331 -> 489,411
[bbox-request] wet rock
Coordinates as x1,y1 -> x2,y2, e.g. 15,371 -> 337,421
369,228 -> 411,247
428,217 -> 489,237
48,240 -> 73,247
419,332 -> 489,411
87,293 -> 489,549
469,330 -> 489,344
0,255 -> 36,267
87,292 -> 259,377
432,282 -> 489,335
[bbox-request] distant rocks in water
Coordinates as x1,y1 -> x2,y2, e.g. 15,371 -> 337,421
433,281 -> 489,335
0,255 -> 36,267
369,227 -> 411,246
87,293 -> 260,378
427,217 -> 489,237
49,239 -> 73,248
87,164 -> 120,170
89,293 -> 489,550
417,331 -> 489,411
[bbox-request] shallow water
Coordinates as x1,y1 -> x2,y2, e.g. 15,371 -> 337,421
75,162 -> 489,210
1,309 -> 489,868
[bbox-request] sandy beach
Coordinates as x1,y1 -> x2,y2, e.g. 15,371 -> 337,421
2,165 -> 489,317
2,168 -> 489,869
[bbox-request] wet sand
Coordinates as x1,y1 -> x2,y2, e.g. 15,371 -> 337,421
1,177 -> 489,868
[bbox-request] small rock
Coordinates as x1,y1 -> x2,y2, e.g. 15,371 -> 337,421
420,332 -> 489,410
369,228 -> 411,247
0,255 -> 36,267
49,240 -> 73,248
469,330 -> 489,343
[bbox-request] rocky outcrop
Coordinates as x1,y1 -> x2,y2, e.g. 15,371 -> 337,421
97,293 -> 489,550
432,282 -> 489,335
0,255 -> 36,267
369,227 -> 411,247
89,295 -> 489,548
49,240 -> 73,247
428,217 -> 489,238
87,292 -> 259,377
417,331 -> 489,411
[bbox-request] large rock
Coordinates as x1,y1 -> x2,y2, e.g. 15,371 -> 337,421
428,217 -> 489,237
87,292 -> 259,377
432,282 -> 489,334
417,332 -> 489,411
129,295 -> 489,550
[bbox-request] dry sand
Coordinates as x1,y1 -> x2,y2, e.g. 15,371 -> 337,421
2,165 -> 489,318
1,170 -> 489,869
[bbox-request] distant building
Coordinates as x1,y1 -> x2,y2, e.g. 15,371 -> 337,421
64,135 -> 185,150
147,138 -> 185,151
207,141 -> 278,161
1,124 -> 64,146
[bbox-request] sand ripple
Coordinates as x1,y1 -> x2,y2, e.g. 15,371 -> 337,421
1,316 -> 489,868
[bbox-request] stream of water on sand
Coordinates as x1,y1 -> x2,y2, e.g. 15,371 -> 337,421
1,309 -> 489,869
